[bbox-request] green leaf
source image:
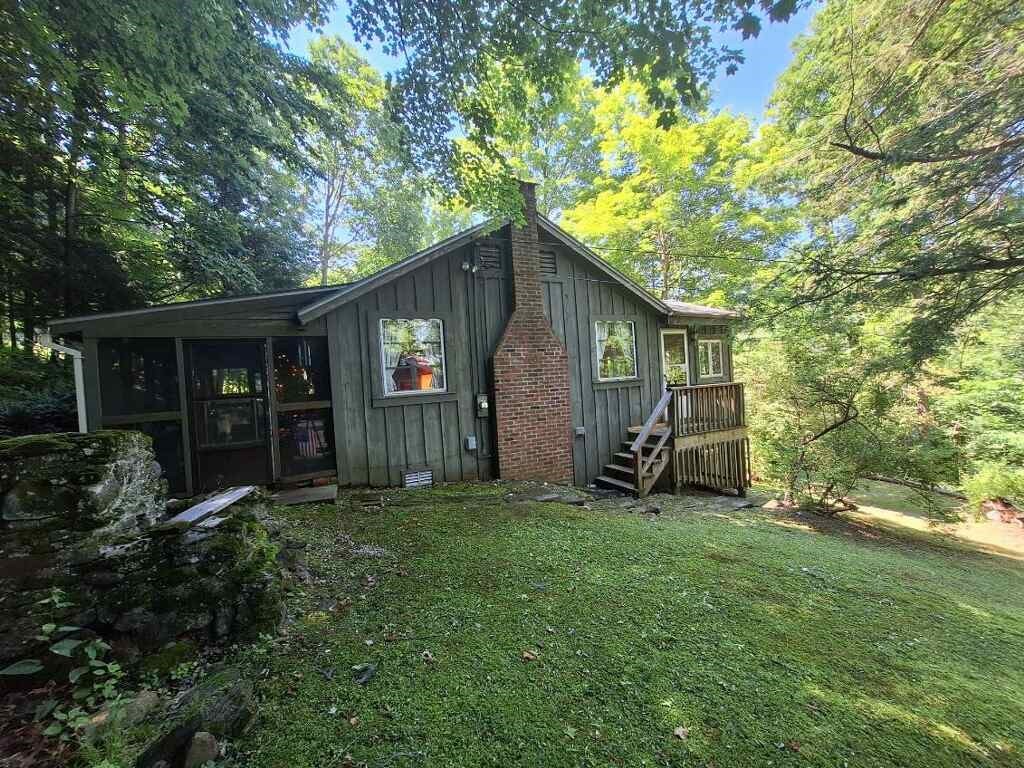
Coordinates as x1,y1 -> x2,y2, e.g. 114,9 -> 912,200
69,666 -> 89,683
0,659 -> 44,676
42,723 -> 63,737
41,623 -> 57,634
34,698 -> 58,721
56,626 -> 82,634
49,639 -> 84,657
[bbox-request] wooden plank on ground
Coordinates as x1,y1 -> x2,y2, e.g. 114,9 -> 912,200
270,484 -> 338,506
165,485 -> 256,528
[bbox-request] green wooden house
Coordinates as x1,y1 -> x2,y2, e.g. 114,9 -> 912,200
48,183 -> 748,498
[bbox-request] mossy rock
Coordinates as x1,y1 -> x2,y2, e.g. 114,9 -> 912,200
0,430 -> 164,535
138,639 -> 200,678
0,433 -> 78,461
178,667 -> 255,737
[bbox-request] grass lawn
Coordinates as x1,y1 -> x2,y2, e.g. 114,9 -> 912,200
233,484 -> 1024,767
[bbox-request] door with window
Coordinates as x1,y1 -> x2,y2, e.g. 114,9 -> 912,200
186,340 -> 271,491
660,329 -> 689,388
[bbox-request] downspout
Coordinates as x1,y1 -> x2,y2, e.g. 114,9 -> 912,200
37,331 -> 88,433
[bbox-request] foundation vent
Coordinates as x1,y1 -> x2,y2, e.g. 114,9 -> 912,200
402,469 -> 434,488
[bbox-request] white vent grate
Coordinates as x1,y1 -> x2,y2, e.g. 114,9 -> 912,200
403,469 -> 434,488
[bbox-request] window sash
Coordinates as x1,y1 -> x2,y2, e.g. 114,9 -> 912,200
698,339 -> 724,378
379,318 -> 447,396
595,320 -> 638,381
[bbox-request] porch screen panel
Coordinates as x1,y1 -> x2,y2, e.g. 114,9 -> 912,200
97,338 -> 184,492
272,337 -> 335,478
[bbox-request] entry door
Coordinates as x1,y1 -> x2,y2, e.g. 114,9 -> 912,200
187,340 -> 272,491
661,329 -> 689,388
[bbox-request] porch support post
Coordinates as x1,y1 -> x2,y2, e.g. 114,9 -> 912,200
175,338 -> 194,496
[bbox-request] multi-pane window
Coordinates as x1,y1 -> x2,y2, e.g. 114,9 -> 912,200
595,320 -> 638,381
380,318 -> 447,395
698,339 -> 724,378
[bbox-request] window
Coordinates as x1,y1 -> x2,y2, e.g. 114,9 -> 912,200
698,339 -> 724,378
662,331 -> 688,386
98,339 -> 179,416
273,337 -> 330,402
380,318 -> 447,395
595,320 -> 637,381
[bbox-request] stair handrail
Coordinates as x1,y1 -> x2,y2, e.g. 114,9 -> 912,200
630,388 -> 674,492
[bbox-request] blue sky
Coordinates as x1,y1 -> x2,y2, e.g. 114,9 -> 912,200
287,3 -> 818,121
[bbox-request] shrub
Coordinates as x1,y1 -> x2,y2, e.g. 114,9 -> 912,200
0,348 -> 76,437
962,462 -> 1024,510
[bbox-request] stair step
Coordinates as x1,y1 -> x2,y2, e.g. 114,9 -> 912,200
603,463 -> 635,480
627,423 -> 670,436
613,451 -> 637,465
620,441 -> 668,454
595,475 -> 637,493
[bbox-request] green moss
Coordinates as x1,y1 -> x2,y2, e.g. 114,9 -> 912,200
0,432 -> 78,461
138,639 -> 200,677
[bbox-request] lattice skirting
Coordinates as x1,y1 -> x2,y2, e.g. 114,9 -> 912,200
675,436 -> 751,492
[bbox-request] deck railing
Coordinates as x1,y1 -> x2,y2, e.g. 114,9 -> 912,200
669,382 -> 746,437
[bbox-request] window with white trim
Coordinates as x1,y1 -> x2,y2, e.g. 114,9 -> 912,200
697,339 -> 724,378
595,320 -> 638,381
380,318 -> 447,395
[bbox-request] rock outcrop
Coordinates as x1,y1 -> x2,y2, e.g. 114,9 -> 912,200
0,431 -> 284,674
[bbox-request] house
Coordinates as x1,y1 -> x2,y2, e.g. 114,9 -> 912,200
47,183 -> 749,498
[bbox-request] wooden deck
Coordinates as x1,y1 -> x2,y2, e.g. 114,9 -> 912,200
670,383 -> 749,494
596,382 -> 750,497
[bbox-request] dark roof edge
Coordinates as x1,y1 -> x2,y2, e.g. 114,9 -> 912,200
48,283 -> 348,331
296,219 -> 498,325
536,215 -> 669,316
297,215 -> 670,324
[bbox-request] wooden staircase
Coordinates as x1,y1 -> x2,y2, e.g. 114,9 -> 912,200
595,389 -> 674,498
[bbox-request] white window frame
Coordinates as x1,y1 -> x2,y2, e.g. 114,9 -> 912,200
659,329 -> 689,388
379,318 -> 448,397
595,320 -> 638,382
697,338 -> 724,379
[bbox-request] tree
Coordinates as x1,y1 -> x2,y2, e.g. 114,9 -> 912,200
738,303 -> 950,511
0,0 -> 346,347
346,0 -> 810,213
764,0 -> 1024,358
561,82 -> 793,302
304,36 -> 480,285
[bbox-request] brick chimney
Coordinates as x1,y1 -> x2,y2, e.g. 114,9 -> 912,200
492,182 -> 574,483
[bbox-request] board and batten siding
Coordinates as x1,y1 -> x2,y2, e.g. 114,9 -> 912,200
325,241 -> 509,487
538,236 -> 665,486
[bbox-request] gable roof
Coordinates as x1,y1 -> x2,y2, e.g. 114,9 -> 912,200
295,215 -> 669,325
49,218 -> 738,334
295,220 -> 496,325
